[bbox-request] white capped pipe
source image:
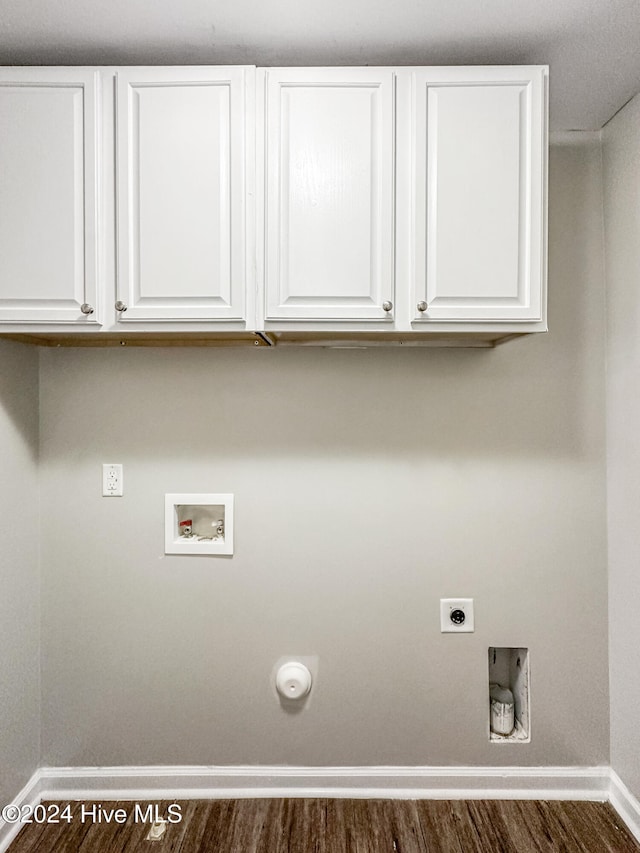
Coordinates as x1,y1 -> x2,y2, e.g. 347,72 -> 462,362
275,661 -> 312,700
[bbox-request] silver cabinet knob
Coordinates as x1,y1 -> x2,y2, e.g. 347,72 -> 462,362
80,303 -> 94,315
115,301 -> 127,312
417,301 -> 428,313
382,301 -> 393,313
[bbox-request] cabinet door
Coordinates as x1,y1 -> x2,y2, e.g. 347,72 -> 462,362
411,67 -> 546,322
116,67 -> 251,323
0,69 -> 100,324
264,69 -> 395,322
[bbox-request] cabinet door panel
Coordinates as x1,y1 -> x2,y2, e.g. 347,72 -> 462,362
412,68 -> 545,322
265,69 -> 394,321
116,67 -> 249,322
0,69 -> 99,324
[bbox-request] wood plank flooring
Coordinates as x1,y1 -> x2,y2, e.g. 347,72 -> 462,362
7,799 -> 640,852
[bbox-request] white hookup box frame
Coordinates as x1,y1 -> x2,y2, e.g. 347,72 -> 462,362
165,493 -> 234,555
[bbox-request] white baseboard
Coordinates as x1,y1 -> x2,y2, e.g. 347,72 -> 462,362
2,764 -> 619,853
609,770 -> 640,844
0,770 -> 42,853
36,764 -> 610,802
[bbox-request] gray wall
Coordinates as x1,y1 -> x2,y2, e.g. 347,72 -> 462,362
603,96 -> 640,800
39,137 -> 609,769
0,340 -> 40,802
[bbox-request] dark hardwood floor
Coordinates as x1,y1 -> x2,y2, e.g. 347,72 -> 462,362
7,798 -> 640,852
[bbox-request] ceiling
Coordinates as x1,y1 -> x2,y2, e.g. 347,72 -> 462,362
1,0 -> 640,130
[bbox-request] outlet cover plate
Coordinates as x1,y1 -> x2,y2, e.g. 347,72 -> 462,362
102,463 -> 123,496
440,598 -> 474,632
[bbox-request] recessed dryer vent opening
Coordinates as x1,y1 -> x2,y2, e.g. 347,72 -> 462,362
488,647 -> 530,743
165,493 -> 234,555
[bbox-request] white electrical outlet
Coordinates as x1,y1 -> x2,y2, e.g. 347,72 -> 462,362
440,598 -> 474,632
102,463 -> 123,496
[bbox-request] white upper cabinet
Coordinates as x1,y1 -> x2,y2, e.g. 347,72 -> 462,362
115,67 -> 252,324
410,67 -> 546,323
0,68 -> 100,324
262,69 -> 395,323
0,64 -> 547,340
